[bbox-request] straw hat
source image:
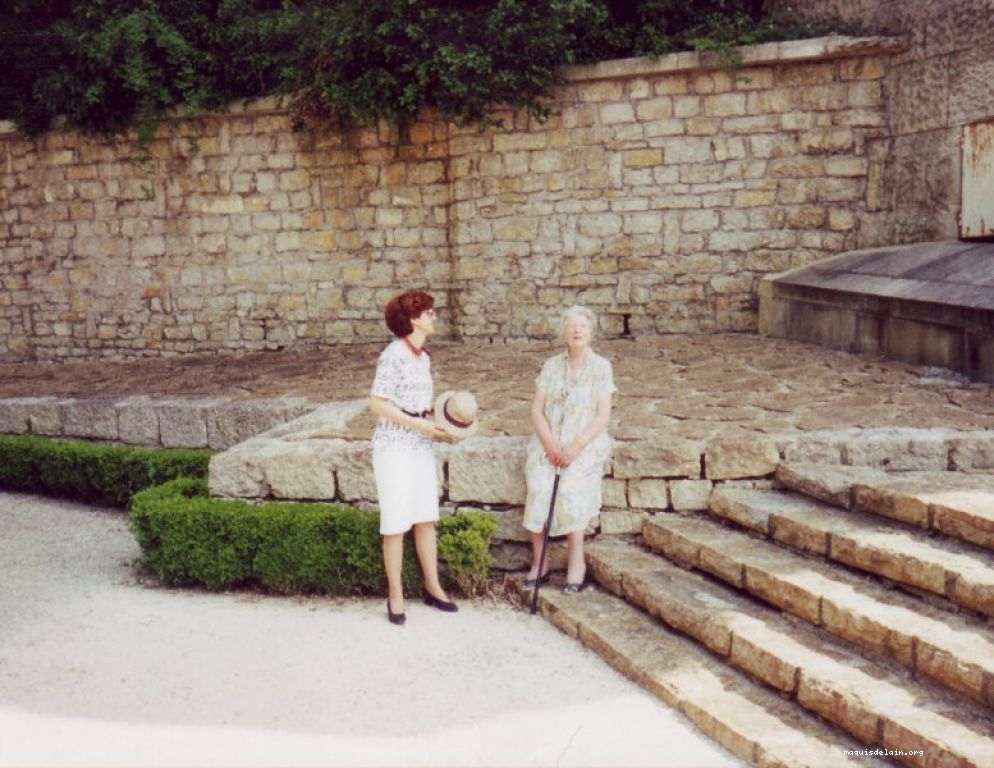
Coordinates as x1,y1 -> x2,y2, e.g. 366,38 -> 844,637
434,390 -> 480,439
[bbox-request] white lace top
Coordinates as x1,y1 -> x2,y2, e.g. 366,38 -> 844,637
371,339 -> 434,451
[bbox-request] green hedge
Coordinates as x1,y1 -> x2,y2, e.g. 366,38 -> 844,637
129,478 -> 498,598
0,434 -> 212,508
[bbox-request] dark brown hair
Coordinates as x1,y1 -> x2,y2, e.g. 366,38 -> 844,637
384,290 -> 434,337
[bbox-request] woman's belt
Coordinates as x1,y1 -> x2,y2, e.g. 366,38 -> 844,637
401,408 -> 431,419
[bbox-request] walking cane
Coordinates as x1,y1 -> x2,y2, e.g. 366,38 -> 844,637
530,468 -> 561,615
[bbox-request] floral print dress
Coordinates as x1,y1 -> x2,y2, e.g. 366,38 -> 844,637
523,350 -> 616,536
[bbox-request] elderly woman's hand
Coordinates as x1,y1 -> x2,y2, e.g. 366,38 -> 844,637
557,441 -> 583,468
542,440 -> 563,467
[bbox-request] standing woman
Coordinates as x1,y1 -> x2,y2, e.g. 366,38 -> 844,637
523,305 -> 616,591
370,290 -> 457,625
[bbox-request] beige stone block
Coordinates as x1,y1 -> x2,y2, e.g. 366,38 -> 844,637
599,103 -> 636,124
799,129 -> 852,155
447,436 -> 527,504
611,440 -> 699,481
61,399 -> 119,441
599,508 -> 649,535
705,438 -> 779,480
492,217 -> 539,241
622,149 -> 662,168
824,157 -> 867,177
665,137 -> 712,164
653,74 -> 688,95
728,633 -> 797,693
839,57 -> 885,81
578,213 -> 621,237
635,98 -> 672,121
262,442 -> 337,501
0,399 -> 31,434
670,479 -> 712,511
628,479 -> 670,509
733,189 -> 775,207
577,80 -> 624,102
796,673 -> 880,746
602,478 -> 627,508
704,93 -> 746,117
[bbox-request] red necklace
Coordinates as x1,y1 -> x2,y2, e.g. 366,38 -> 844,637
403,337 -> 423,357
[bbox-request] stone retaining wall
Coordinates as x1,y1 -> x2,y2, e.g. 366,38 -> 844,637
5,393 -> 993,568
772,0 -> 994,243
1,36 -> 900,362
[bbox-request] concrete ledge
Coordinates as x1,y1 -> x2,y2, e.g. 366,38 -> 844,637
760,241 -> 994,383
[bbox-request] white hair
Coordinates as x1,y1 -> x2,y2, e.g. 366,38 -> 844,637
559,305 -> 597,339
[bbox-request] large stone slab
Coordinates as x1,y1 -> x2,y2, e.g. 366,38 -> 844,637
446,436 -> 528,504
612,438 -> 702,479
705,437 -> 780,480
206,397 -> 315,450
60,399 -> 119,441
116,396 -> 161,445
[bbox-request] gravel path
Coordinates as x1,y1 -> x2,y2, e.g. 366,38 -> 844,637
0,491 -> 739,768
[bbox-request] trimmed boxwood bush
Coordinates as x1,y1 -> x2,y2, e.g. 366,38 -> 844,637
0,434 -> 211,508
129,478 -> 498,598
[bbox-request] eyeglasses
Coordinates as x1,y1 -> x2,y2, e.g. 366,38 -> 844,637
423,309 -> 436,319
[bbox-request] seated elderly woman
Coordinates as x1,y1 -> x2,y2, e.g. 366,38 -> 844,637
522,305 -> 616,592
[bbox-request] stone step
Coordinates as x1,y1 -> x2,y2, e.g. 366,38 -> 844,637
514,578 -> 888,768
586,539 -> 994,768
642,513 -> 994,707
709,486 -> 994,619
776,463 -> 994,553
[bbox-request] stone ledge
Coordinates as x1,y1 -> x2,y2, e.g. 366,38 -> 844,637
563,35 -> 906,83
0,394 -> 316,450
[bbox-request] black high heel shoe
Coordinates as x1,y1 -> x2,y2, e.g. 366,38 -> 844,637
422,588 -> 458,613
387,599 -> 406,625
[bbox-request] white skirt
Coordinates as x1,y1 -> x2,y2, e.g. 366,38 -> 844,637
373,446 -> 439,535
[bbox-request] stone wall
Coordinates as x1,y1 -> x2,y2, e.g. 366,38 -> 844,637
772,0 -> 994,243
0,36 -> 899,362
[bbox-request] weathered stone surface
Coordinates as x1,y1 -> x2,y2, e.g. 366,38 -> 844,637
207,397 -> 315,450
669,479 -> 712,511
259,440 -> 337,500
601,477 -> 627,507
599,508 -> 649,535
932,491 -> 994,550
157,399 -> 219,448
27,398 -> 67,436
0,398 -> 31,434
117,396 -> 161,445
775,462 -> 883,509
60,399 -> 119,441
516,565 -> 868,768
613,439 -> 702,479
447,436 -> 528,504
334,442 -> 377,502
829,532 -> 950,597
485,507 -> 530,543
709,487 -> 772,534
627,478 -> 670,508
208,439 -> 281,497
705,437 -> 779,480
844,429 -> 951,471
795,673 -> 880,746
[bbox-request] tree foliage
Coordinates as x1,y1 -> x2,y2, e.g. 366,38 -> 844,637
0,0 -> 852,137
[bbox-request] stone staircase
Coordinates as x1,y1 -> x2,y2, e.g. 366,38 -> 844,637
520,465 -> 994,767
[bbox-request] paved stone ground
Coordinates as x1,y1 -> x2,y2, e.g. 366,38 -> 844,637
2,333 -> 993,442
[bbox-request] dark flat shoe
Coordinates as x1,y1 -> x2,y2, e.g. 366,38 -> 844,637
422,588 -> 458,613
387,600 -> 406,625
562,580 -> 587,594
522,573 -> 551,589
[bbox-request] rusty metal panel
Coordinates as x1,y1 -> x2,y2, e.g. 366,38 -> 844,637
961,120 -> 994,240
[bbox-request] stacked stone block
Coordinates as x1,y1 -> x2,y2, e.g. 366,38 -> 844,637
0,37 -> 898,361
774,0 -> 994,243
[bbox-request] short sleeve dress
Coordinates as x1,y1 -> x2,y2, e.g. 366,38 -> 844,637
370,339 -> 439,535
523,350 -> 616,536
